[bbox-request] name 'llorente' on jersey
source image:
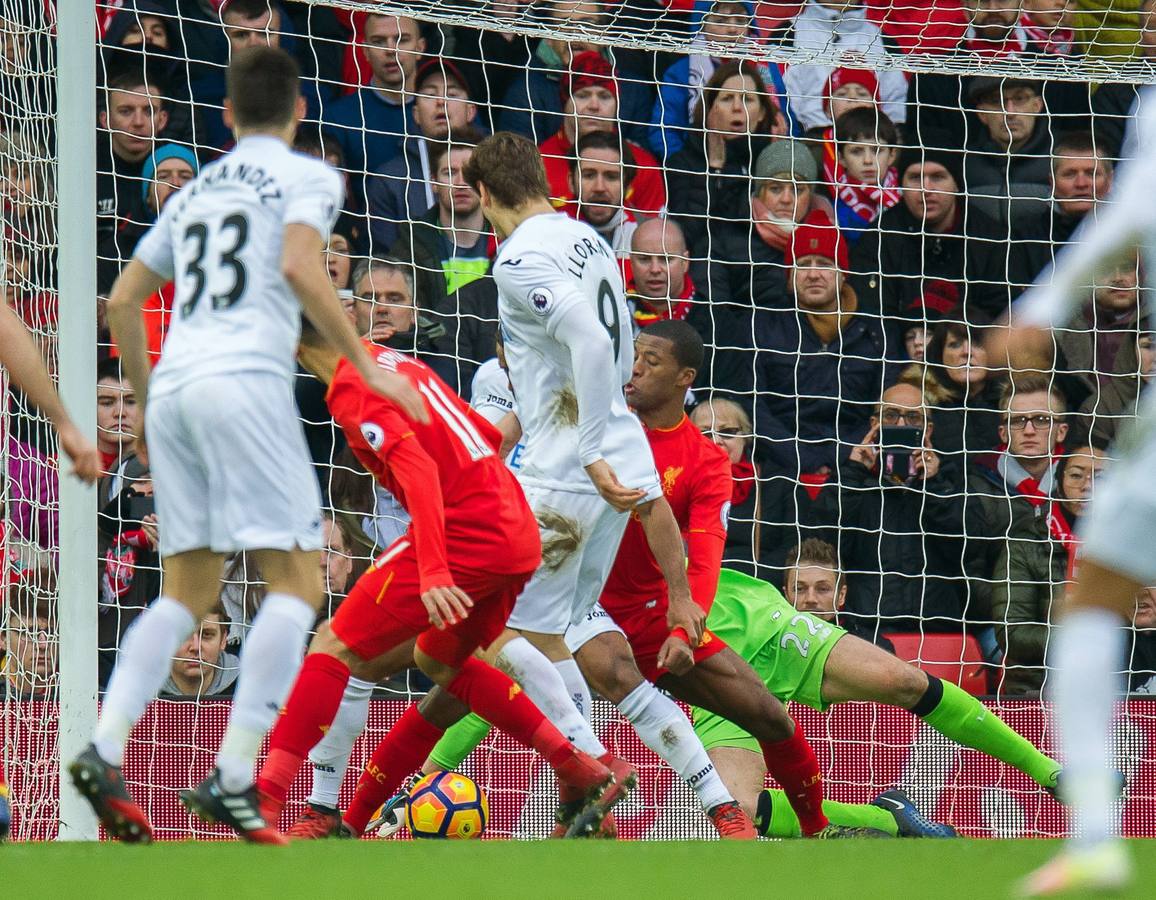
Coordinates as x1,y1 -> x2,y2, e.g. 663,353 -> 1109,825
133,134 -> 343,397
493,213 -> 657,493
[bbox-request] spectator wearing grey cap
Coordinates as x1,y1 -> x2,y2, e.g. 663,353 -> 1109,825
850,132 -> 1011,342
965,77 -> 1054,223
690,139 -> 835,398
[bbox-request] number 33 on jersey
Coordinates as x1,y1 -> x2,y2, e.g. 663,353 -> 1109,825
132,134 -> 343,395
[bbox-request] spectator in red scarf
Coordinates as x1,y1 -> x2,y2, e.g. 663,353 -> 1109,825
1022,0 -> 1077,54
993,443 -> 1106,694
628,217 -> 699,331
539,50 -> 666,218
965,373 -> 1070,640
825,106 -> 900,242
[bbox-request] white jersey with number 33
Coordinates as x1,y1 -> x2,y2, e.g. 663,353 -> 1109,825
134,134 -> 343,398
494,212 -> 658,494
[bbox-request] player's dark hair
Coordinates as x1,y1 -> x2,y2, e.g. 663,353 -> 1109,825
833,106 -> 899,152
463,132 -> 550,209
786,539 -> 842,587
641,319 -> 704,373
226,45 -> 300,130
568,131 -> 636,188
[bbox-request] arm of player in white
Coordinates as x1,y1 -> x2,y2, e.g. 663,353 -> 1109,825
0,302 -> 101,482
1016,145 -> 1156,329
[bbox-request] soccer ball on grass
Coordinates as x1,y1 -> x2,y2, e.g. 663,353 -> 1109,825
406,770 -> 488,839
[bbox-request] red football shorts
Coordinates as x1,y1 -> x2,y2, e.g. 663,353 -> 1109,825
329,536 -> 533,668
613,603 -> 728,683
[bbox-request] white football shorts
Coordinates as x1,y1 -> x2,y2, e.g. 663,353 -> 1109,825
1079,390 -> 1156,585
564,602 -> 626,655
146,371 -> 324,557
505,485 -> 632,635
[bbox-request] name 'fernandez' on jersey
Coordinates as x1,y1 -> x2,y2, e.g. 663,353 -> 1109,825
133,134 -> 343,397
493,212 -> 659,494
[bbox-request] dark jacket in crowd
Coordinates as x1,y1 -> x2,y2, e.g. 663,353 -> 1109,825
963,452 -> 1056,626
965,123 -> 1053,223
991,511 -> 1067,695
1090,81 -> 1143,161
817,458 -> 967,635
753,299 -> 888,475
365,136 -> 435,252
666,135 -> 771,255
851,199 -> 1011,342
1009,203 -> 1088,291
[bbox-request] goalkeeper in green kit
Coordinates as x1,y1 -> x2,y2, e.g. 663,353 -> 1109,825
692,541 -> 1062,838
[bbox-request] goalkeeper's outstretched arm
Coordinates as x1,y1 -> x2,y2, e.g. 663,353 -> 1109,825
0,301 -> 100,483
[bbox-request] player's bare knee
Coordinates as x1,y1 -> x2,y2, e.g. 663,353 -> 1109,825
891,664 -> 931,710
417,686 -> 469,730
517,630 -> 570,662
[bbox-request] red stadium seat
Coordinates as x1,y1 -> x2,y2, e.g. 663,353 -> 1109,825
883,633 -> 989,697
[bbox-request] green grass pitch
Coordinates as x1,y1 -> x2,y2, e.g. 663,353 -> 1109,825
5,840 -> 1156,899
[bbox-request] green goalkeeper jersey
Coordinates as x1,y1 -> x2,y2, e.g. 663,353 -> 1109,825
692,568 -> 848,751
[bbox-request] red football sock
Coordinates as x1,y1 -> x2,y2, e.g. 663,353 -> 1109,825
760,724 -> 829,835
444,657 -> 607,790
344,704 -> 444,836
256,653 -> 350,815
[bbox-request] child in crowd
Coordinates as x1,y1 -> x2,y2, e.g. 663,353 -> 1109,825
825,106 -> 901,241
1022,0 -> 1076,55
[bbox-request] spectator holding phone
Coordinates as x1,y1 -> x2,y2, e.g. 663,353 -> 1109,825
816,380 -> 967,637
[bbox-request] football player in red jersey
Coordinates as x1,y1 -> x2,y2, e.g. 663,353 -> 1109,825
254,319 -> 637,838
563,320 -> 883,838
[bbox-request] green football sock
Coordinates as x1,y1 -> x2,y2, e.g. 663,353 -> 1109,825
427,712 -> 493,771
755,789 -> 899,837
920,679 -> 1061,789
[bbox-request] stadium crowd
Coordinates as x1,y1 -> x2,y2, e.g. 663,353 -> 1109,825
4,0 -> 1156,703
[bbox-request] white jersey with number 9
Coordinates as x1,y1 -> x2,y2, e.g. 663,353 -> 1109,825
133,134 -> 343,399
493,212 -> 657,494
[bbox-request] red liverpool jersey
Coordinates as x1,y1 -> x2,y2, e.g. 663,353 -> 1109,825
600,414 -> 731,619
326,342 -> 541,589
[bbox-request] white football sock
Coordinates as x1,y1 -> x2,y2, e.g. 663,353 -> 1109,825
216,593 -> 316,793
94,596 -> 196,766
554,658 -> 593,720
307,677 -> 374,809
618,682 -> 733,812
496,637 -> 607,758
1051,606 -> 1126,849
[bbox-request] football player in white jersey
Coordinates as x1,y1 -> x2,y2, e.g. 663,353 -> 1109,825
69,45 -> 425,845
996,92 -> 1156,896
430,133 -> 704,818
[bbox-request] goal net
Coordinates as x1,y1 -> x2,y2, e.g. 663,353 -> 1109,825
4,0 -> 1156,840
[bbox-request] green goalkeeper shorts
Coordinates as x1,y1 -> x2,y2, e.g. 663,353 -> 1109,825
691,609 -> 847,753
